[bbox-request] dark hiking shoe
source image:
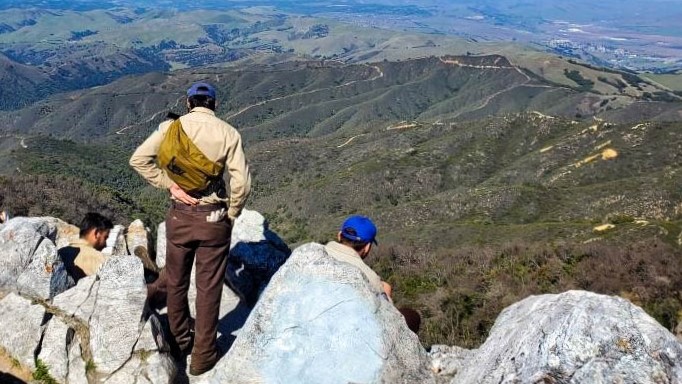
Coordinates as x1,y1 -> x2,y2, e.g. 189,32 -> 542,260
188,356 -> 218,376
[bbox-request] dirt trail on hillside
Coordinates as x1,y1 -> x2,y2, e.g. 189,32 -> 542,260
225,64 -> 384,121
438,57 -> 558,119
116,95 -> 186,135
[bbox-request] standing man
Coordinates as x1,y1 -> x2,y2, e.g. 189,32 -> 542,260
130,82 -> 251,375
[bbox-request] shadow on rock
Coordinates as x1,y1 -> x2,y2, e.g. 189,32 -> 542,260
0,372 -> 26,384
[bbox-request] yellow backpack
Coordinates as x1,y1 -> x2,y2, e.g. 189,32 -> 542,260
157,118 -> 224,194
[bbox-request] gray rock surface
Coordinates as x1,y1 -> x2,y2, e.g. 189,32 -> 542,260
135,313 -> 168,354
50,218 -> 80,249
451,290 -> 682,384
104,353 -> 175,384
199,243 -> 433,384
0,292 -> 45,370
52,275 -> 99,322
102,224 -> 127,256
89,256 -> 147,374
16,237 -> 59,299
66,335 -> 88,384
226,209 -> 291,305
37,317 -> 73,383
0,217 -> 57,289
429,345 -> 475,383
127,219 -> 156,271
156,222 -> 166,269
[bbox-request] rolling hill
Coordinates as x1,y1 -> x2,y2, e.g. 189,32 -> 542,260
0,3 -> 681,351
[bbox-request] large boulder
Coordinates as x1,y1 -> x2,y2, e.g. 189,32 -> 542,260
88,256 -> 148,374
16,238 -> 60,299
37,317 -> 73,383
226,209 -> 291,305
126,220 -> 149,255
199,243 -> 434,384
0,217 -> 57,292
50,255 -> 173,381
0,292 -> 45,370
451,290 -> 682,383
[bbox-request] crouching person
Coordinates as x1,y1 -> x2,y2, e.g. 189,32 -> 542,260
326,215 -> 421,334
59,212 -> 113,281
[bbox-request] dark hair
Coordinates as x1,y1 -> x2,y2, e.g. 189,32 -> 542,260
79,212 -> 113,237
339,228 -> 369,252
188,94 -> 216,111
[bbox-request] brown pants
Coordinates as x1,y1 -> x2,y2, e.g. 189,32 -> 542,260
165,203 -> 231,368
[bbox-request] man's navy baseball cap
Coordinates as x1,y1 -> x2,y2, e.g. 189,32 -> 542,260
340,215 -> 378,245
187,82 -> 216,99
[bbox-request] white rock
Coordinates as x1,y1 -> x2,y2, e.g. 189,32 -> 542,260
52,275 -> 99,323
135,313 -> 167,354
16,238 -> 59,299
0,292 -> 45,370
0,217 -> 57,289
127,219 -> 154,270
66,335 -> 89,384
104,353 -> 175,384
89,256 -> 147,374
451,290 -> 682,383
37,317 -> 73,383
102,224 -> 127,256
227,209 -> 291,305
156,222 -> 166,269
199,243 -> 433,384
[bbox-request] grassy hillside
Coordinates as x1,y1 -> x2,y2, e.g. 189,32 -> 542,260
1,5 -> 679,114
4,112 -> 681,347
2,55 -> 680,149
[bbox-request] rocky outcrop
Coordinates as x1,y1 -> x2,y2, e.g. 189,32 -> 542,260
0,217 -> 173,383
0,292 -> 45,370
199,243 -> 434,384
444,290 -> 682,384
3,214 -> 682,384
88,256 -> 148,374
0,217 -> 58,296
226,209 -> 291,305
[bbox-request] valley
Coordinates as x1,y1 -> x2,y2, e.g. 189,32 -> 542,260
0,1 -> 681,349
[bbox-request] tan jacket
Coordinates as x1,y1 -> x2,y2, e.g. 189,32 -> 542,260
129,107 -> 251,219
324,241 -> 385,294
58,239 -> 108,279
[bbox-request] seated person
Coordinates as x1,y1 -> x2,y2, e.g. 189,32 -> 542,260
325,215 -> 421,334
58,212 -> 112,281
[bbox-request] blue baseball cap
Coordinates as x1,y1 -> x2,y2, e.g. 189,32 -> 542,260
187,82 -> 216,99
340,215 -> 378,245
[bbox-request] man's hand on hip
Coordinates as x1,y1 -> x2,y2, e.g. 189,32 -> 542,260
170,183 -> 199,205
